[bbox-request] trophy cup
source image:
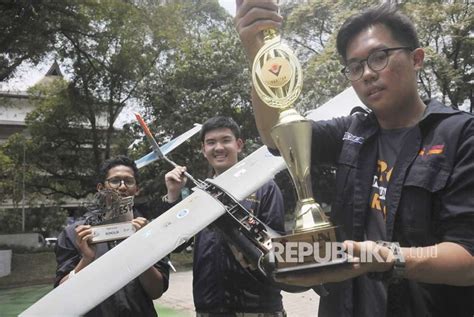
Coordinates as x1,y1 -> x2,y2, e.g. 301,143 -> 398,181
85,189 -> 136,243
252,4 -> 344,274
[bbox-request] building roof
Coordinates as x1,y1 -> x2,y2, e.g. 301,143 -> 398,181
34,60 -> 63,86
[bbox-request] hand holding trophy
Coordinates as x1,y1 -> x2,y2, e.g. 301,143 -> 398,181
251,1 -> 346,276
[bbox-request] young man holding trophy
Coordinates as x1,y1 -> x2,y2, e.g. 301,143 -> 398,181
235,1 -> 474,317
162,116 -> 287,316
54,156 -> 170,316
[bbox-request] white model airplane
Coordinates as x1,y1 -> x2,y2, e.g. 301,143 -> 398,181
20,87 -> 364,317
133,116 -> 202,169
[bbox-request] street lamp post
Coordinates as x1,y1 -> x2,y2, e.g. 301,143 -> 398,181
21,143 -> 25,232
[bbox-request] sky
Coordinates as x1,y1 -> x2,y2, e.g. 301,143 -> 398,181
219,0 -> 236,16
0,1 -> 238,126
0,1 -> 236,93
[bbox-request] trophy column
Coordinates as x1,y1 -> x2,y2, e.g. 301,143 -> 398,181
253,19 -> 341,272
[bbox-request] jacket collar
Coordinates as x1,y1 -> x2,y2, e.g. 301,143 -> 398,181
359,99 -> 458,133
421,99 -> 459,120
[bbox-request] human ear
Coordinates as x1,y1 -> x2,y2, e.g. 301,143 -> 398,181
201,142 -> 207,159
134,186 -> 140,196
236,138 -> 244,153
412,48 -> 424,71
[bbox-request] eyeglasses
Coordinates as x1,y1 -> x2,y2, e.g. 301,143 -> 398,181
105,177 -> 137,189
341,47 -> 412,82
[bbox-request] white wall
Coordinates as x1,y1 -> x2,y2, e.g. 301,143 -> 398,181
0,250 -> 12,277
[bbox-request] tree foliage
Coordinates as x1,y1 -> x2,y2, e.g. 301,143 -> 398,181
282,0 -> 473,112
0,147 -> 15,202
1,0 -> 471,227
404,1 -> 473,110
0,205 -> 67,236
0,0 -> 89,81
130,0 -> 257,202
2,0 -> 187,200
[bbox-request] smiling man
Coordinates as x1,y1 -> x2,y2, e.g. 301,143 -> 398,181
54,156 -> 170,317
163,116 -> 287,316
234,1 -> 474,317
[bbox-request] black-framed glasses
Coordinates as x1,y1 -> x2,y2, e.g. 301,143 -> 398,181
341,46 -> 412,82
105,177 -> 137,189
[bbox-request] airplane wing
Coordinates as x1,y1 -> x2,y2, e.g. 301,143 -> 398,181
20,146 -> 286,317
134,122 -> 202,169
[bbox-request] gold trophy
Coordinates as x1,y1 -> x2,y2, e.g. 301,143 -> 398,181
252,5 -> 342,273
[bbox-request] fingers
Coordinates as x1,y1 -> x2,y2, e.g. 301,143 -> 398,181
235,0 -> 281,21
235,0 -> 243,11
235,0 -> 282,35
75,225 -> 96,259
75,225 -> 93,243
234,0 -> 283,60
165,166 -> 188,202
132,217 -> 149,231
343,240 -> 379,259
343,240 -> 368,258
165,166 -> 188,185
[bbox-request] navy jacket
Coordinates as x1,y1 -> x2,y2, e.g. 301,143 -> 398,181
55,209 -> 170,317
310,100 -> 474,317
192,180 -> 285,313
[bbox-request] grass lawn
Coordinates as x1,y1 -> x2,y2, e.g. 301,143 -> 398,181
0,284 -> 52,317
155,304 -> 192,317
0,284 -> 189,316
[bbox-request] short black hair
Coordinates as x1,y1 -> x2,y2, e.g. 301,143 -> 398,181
200,116 -> 241,142
336,4 -> 420,62
97,155 -> 139,184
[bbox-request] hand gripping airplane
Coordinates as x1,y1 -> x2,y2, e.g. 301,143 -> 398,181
20,87 -> 365,317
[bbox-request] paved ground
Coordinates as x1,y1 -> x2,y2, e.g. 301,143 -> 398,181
156,270 -> 319,317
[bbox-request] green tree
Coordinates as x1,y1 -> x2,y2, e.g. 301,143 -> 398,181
131,0 -> 257,201
403,1 -> 473,111
60,0 -> 175,166
7,79 -> 100,199
282,0 -> 472,112
0,0 -> 90,81
0,147 -> 16,203
2,1 -> 183,200
282,0 -> 354,112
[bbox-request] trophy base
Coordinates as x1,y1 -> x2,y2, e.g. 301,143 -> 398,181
273,257 -> 349,278
270,225 -> 348,275
91,222 -> 136,243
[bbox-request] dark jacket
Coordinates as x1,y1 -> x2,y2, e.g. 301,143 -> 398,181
192,180 -> 285,313
311,100 -> 474,317
55,209 -> 170,317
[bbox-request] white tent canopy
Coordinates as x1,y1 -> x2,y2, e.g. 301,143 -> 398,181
307,87 -> 367,121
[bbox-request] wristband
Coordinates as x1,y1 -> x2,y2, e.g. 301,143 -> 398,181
377,241 -> 406,283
